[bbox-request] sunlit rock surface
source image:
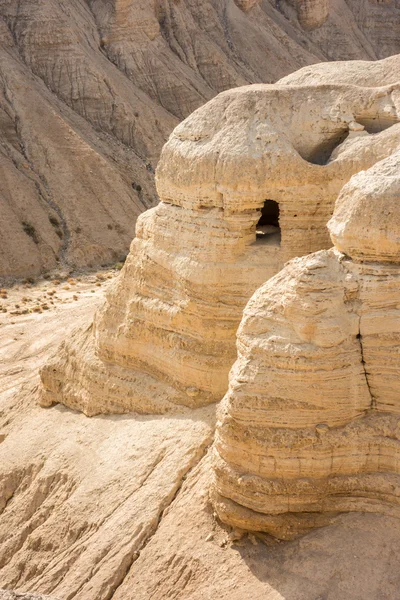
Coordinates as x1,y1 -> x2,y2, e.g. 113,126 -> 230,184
39,55 -> 400,415
212,150 -> 400,539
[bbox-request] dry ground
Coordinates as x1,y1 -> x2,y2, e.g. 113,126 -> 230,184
1,274 -> 400,600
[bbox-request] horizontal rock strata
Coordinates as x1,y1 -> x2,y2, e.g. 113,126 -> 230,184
1,0 -> 400,278
39,55 -> 400,415
212,151 -> 400,539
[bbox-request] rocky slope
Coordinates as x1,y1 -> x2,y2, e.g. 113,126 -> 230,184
2,279 -> 400,600
0,0 -> 399,279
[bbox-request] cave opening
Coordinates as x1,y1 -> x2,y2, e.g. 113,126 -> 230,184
256,200 -> 281,246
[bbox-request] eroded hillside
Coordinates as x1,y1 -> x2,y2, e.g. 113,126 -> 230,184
0,0 -> 399,279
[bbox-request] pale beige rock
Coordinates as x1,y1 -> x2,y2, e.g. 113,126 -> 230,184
0,0 -> 400,279
212,150 -> 400,539
5,279 -> 400,600
329,151 -> 400,263
39,55 -> 400,415
0,591 -> 58,600
0,284 -> 214,599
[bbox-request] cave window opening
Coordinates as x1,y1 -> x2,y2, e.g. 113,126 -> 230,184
256,200 -> 281,246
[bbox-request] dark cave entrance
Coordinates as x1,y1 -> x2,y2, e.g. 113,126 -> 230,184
256,200 -> 281,246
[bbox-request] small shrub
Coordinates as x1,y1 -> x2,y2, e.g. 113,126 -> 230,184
22,222 -> 39,244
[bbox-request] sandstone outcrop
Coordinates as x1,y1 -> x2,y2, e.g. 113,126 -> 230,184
39,55 -> 400,416
212,149 -> 400,540
0,0 -> 399,279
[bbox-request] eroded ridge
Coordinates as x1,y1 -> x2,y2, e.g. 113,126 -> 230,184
212,150 -> 400,540
40,55 -> 400,415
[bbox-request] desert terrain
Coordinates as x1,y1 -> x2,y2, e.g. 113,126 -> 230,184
0,0 -> 399,278
1,276 -> 400,599
1,2 -> 400,599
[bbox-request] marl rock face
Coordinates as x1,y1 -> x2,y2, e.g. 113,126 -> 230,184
0,592 -> 59,600
234,0 -> 261,11
39,55 -> 400,416
0,0 -> 400,279
211,150 -> 400,540
296,0 -> 329,30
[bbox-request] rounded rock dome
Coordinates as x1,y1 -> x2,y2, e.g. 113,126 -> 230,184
328,152 -> 400,263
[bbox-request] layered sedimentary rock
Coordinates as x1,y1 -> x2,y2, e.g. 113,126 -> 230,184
0,0 -> 399,278
296,0 -> 329,30
212,150 -> 400,540
39,56 -> 400,416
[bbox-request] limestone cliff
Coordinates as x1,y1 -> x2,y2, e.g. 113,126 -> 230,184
212,150 -> 400,540
0,0 -> 399,278
39,55 -> 400,416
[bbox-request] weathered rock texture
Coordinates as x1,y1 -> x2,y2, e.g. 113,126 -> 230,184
39,55 -> 400,416
0,0 -> 399,279
0,591 -> 58,600
234,0 -> 261,11
212,149 -> 400,540
5,273 -> 400,600
0,290 -> 214,599
296,0 -> 329,30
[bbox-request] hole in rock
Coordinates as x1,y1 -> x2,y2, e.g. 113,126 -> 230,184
355,114 -> 399,134
256,200 -> 281,246
306,129 -> 349,165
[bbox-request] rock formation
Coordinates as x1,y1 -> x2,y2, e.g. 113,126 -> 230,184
0,592 -> 58,600
39,55 -> 400,416
0,0 -> 399,279
296,0 -> 329,30
234,0 -> 261,11
212,148 -> 400,540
